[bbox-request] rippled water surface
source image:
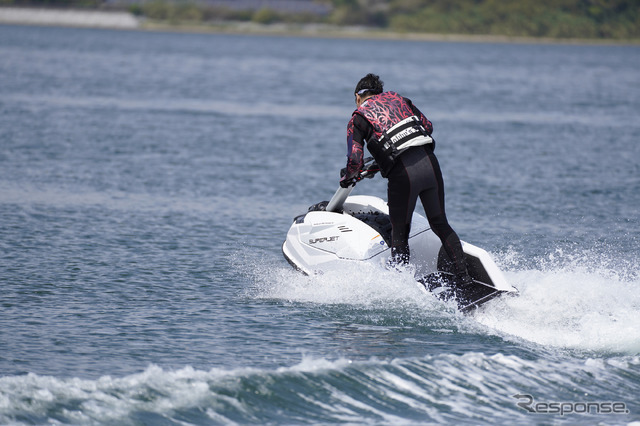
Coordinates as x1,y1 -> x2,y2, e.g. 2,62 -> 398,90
0,25 -> 639,424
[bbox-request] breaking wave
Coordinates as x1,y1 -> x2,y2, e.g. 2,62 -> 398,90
2,353 -> 638,425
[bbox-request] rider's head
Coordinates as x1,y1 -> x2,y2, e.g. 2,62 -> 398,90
354,73 -> 383,106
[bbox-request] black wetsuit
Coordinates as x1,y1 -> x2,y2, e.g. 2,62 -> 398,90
386,144 -> 466,271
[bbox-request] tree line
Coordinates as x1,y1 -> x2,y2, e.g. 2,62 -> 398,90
2,0 -> 638,39
351,0 -> 640,39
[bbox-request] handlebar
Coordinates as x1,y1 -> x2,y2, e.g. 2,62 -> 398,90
339,157 -> 380,183
328,158 -> 379,212
358,159 -> 381,180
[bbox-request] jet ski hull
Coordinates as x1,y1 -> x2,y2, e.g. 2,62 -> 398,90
282,194 -> 517,312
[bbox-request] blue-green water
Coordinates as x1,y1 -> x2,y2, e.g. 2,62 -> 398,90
0,25 -> 639,424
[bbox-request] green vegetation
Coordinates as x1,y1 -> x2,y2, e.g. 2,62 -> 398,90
127,2 -> 326,27
327,0 -> 639,39
126,2 -> 324,26
382,0 -> 640,39
2,0 -> 638,40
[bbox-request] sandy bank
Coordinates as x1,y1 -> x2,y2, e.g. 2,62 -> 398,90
0,7 -> 139,29
142,20 -> 637,45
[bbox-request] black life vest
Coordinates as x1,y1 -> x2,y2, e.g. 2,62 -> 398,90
354,92 -> 432,176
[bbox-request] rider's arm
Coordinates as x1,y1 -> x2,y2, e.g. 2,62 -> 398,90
341,114 -> 372,185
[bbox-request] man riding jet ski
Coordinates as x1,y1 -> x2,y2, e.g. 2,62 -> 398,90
282,74 -> 517,312
343,74 -> 472,284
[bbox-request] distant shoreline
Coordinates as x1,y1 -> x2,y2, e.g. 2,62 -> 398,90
1,6 -> 638,46
143,20 -> 638,46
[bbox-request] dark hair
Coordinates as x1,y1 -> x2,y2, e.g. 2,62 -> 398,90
354,73 -> 384,96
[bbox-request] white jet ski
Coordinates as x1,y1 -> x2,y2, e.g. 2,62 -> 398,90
282,159 -> 517,313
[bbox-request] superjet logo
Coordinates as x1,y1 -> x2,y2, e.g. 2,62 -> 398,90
309,236 -> 339,244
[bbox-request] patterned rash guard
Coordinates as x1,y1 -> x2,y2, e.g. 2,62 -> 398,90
343,92 -> 433,181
